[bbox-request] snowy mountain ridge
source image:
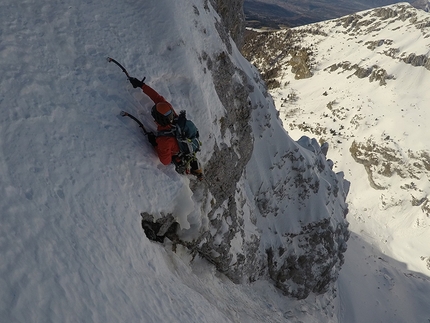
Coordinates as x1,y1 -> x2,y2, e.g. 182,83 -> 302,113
244,1 -> 430,274
243,3 -> 430,321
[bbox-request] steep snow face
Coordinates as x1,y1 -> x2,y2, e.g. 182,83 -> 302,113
0,0 -> 350,321
209,0 -> 246,47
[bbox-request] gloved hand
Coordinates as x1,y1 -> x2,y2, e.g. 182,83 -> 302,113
147,132 -> 157,147
129,77 -> 144,89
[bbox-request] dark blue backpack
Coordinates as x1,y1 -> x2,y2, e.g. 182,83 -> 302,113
175,111 -> 200,156
156,110 -> 200,157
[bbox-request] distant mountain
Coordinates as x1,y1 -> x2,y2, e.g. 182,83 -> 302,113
244,0 -> 429,28
242,3 -> 430,321
243,0 -> 430,294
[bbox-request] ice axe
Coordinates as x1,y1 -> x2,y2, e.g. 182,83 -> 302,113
120,111 -> 150,135
107,57 -> 145,84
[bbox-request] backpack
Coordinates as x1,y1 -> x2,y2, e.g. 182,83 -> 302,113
157,110 -> 201,157
175,111 -> 200,156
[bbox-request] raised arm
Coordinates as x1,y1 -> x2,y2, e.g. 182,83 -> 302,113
141,84 -> 167,105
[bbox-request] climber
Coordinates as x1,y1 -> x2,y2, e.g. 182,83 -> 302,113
128,76 -> 203,180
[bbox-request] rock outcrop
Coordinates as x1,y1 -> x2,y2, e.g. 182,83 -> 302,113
210,0 -> 245,48
143,0 -> 350,300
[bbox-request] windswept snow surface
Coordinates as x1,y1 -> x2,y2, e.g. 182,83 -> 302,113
2,0 -> 429,322
0,0 -> 332,322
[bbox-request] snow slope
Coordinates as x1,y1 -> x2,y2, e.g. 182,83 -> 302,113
1,0 -> 428,322
1,0 -> 342,322
0,0 -> 284,322
261,3 -> 430,322
272,1 -> 430,271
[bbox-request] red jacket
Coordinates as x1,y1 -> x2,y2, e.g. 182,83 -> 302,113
141,84 -> 180,165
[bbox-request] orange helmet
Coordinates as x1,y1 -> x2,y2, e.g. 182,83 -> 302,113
151,102 -> 174,126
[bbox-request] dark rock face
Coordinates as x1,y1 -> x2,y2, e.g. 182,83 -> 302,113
251,136 -> 350,299
210,0 -> 245,48
141,0 -> 350,300
193,50 -> 258,283
289,49 -> 313,79
267,218 -> 349,299
403,53 -> 430,70
199,48 -> 350,294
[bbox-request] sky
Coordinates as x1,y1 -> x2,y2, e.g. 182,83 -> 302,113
1,0 -> 430,322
